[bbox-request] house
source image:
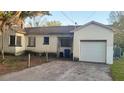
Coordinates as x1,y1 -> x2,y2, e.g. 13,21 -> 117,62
0,21 -> 114,64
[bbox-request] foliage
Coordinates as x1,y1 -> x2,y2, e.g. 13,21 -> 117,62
25,19 -> 62,27
43,20 -> 62,27
111,57 -> 124,80
109,11 -> 124,48
0,11 -> 50,30
109,11 -> 124,30
114,31 -> 124,49
25,17 -> 47,27
0,11 -> 50,28
0,11 -> 49,59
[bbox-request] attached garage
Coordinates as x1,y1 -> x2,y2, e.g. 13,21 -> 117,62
80,40 -> 106,63
73,21 -> 114,64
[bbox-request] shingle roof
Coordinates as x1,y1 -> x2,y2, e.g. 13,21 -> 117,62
25,26 -> 80,35
24,21 -> 113,35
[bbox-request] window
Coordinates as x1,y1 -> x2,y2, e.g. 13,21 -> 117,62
16,36 -> 21,46
28,37 -> 35,47
44,37 -> 49,45
10,35 -> 15,46
10,35 -> 22,47
61,38 -> 72,47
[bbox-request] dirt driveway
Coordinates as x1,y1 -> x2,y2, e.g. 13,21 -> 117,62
0,60 -> 112,81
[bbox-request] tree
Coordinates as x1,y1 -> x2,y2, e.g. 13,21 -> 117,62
25,17 -> 47,27
0,11 -> 50,60
109,11 -> 124,30
43,20 -> 62,27
109,11 -> 124,49
114,31 -> 124,48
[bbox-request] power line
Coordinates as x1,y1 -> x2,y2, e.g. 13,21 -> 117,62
60,11 -> 96,25
60,11 -> 76,24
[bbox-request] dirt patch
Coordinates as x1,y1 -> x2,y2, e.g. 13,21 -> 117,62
0,55 -> 48,76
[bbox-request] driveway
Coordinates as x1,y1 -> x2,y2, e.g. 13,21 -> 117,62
0,60 -> 112,81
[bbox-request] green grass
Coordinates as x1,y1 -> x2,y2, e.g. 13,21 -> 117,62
111,57 -> 124,81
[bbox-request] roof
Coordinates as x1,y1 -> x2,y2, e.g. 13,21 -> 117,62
16,30 -> 26,34
24,21 -> 113,35
25,26 -> 80,35
72,21 -> 113,32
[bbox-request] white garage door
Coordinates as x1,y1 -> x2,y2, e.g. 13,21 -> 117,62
80,41 -> 106,63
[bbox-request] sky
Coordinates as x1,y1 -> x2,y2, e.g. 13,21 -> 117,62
25,11 -> 111,26
43,11 -> 111,25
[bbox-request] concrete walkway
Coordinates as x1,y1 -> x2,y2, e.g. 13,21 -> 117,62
0,61 -> 112,81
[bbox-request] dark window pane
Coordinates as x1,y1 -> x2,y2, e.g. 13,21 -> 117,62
61,38 -> 72,47
10,35 -> 15,46
44,37 -> 49,44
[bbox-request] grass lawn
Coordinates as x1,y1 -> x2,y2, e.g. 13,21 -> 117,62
111,57 -> 124,81
0,55 -> 48,76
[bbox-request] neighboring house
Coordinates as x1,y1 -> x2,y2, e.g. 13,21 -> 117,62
0,21 -> 114,64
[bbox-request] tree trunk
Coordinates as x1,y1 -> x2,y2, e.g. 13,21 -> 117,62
1,23 -> 6,60
1,29 -> 5,60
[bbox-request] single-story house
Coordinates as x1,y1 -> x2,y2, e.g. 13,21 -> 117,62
0,21 -> 114,64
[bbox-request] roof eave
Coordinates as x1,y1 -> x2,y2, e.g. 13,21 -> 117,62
71,21 -> 113,32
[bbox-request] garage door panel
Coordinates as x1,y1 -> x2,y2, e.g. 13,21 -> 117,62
80,41 -> 106,63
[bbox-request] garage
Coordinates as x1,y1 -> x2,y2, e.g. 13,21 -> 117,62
73,21 -> 114,64
80,40 -> 106,63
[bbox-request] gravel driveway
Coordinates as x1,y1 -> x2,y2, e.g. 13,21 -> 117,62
0,60 -> 112,81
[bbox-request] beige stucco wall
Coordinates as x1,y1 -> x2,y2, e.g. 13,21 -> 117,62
0,30 -> 16,54
0,30 -> 73,55
0,30 -> 25,55
15,33 -> 26,55
73,24 -> 113,64
26,35 -> 58,53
